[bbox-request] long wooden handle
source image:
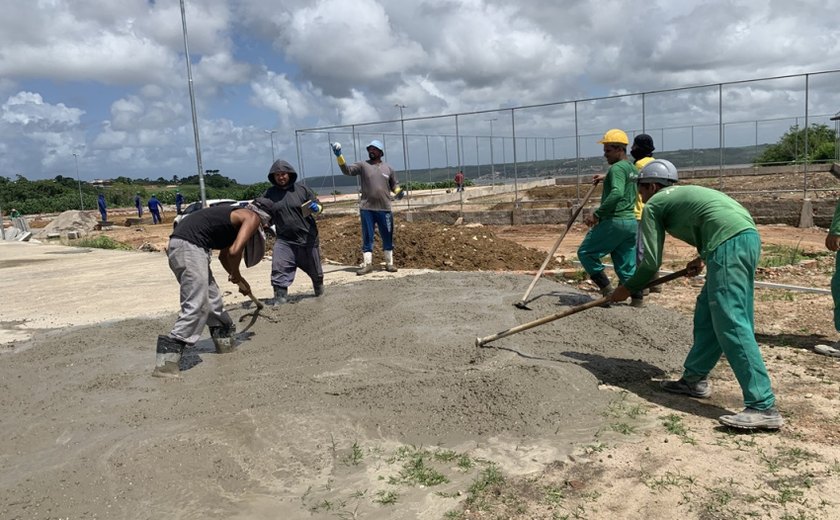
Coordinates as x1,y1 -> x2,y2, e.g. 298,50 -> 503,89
481,268 -> 689,347
516,181 -> 600,304
237,282 -> 264,310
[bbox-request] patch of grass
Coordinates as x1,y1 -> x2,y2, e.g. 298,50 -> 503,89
662,414 -> 698,445
73,235 -> 133,250
373,489 -> 398,505
760,242 -> 804,268
544,485 -> 565,506
456,454 -> 474,471
342,441 -> 364,466
388,447 -> 449,487
645,471 -> 696,492
467,463 -> 505,496
757,290 -> 796,302
609,422 -> 636,435
567,269 -> 588,282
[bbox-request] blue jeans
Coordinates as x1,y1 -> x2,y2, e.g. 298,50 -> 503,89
360,210 -> 393,252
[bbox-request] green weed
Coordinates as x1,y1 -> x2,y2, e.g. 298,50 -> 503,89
72,235 -> 133,250
342,441 -> 364,466
760,242 -> 804,268
373,489 -> 398,505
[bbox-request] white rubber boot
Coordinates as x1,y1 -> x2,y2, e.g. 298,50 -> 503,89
384,250 -> 398,272
358,252 -> 374,275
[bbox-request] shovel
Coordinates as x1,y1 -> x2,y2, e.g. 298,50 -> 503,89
479,268 -> 689,348
514,181 -> 600,310
237,283 -> 266,334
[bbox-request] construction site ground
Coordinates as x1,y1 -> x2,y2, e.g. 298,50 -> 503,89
4,172 -> 840,519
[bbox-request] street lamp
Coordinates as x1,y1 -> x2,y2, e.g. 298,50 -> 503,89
72,152 -> 83,210
395,104 -> 411,211
179,0 -> 207,207
485,118 -> 498,180
264,129 -> 277,162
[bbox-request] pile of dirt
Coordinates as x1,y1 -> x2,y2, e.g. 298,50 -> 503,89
316,216 -> 558,271
33,210 -> 101,238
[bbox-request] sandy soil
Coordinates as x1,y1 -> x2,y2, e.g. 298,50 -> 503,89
5,177 -> 840,519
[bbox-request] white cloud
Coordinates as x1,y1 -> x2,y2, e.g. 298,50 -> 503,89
2,91 -> 84,128
2,0 -> 840,183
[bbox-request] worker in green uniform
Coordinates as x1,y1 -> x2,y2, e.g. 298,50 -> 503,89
610,159 -> 783,430
578,128 -> 643,307
815,200 -> 840,357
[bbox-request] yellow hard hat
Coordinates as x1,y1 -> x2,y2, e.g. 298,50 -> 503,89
597,128 -> 629,145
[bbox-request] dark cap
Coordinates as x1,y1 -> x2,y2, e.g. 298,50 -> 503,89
632,134 -> 655,154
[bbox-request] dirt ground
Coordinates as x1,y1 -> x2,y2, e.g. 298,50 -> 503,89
6,176 -> 840,519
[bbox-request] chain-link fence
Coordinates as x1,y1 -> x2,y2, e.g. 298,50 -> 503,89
296,70 -> 840,205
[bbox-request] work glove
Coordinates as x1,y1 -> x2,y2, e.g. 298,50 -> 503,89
331,142 -> 346,166
394,186 -> 406,200
308,201 -> 322,214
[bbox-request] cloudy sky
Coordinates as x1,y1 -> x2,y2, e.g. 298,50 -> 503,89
2,0 -> 840,185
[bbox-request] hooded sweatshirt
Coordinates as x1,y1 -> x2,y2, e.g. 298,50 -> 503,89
262,159 -> 320,246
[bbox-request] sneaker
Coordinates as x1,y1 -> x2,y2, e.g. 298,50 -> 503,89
659,377 -> 712,398
385,264 -> 398,273
718,406 -> 784,430
814,342 -> 840,358
357,263 -> 374,276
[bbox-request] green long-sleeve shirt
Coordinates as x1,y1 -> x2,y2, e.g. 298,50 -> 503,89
594,159 -> 637,220
624,185 -> 756,292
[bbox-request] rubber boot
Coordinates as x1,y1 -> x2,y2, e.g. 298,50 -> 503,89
271,287 -> 288,306
152,335 -> 186,378
591,271 -> 612,307
313,277 -> 324,297
210,323 -> 237,354
384,250 -> 398,272
357,251 -> 374,276
630,291 -> 645,308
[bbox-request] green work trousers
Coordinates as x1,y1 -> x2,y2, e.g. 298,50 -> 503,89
577,217 -> 637,284
833,251 -> 840,331
682,230 -> 776,410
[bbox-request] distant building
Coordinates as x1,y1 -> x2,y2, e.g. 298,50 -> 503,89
91,179 -> 113,188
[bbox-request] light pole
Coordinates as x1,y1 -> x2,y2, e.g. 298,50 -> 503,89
72,152 -> 83,210
179,0 -> 207,207
264,129 -> 277,162
395,104 -> 411,212
486,118 -> 498,180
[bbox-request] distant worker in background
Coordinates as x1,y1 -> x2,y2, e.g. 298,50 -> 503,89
454,170 -> 465,192
97,193 -> 107,222
815,198 -> 840,358
610,159 -> 783,431
261,159 -> 325,305
10,208 -> 21,219
629,134 -> 660,293
152,198 -> 273,378
577,128 -> 643,307
175,190 -> 185,214
331,139 -> 405,275
148,194 -> 164,224
134,193 -> 143,217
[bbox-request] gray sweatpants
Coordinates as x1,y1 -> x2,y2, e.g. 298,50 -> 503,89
167,237 -> 233,345
271,240 -> 324,289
